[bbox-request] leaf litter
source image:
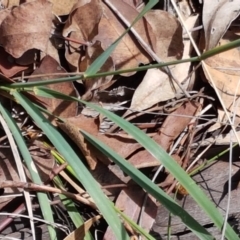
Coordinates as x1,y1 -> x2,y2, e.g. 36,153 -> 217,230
0,0 -> 239,239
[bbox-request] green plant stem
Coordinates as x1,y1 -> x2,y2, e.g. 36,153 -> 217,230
3,38 -> 240,89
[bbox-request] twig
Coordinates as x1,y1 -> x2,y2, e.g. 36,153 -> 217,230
0,181 -> 97,209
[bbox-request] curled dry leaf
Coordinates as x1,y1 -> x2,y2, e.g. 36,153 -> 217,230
204,31 -> 240,113
63,0 -> 102,42
0,0 -> 53,58
29,55 -> 78,123
203,0 -> 240,50
57,120 -> 100,170
63,0 -> 103,71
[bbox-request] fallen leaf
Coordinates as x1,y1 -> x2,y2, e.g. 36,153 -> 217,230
204,31 -> 240,113
93,0 -> 155,74
129,69 -> 176,111
57,120 -> 99,170
104,186 -> 157,239
63,0 -> 183,78
0,0 -> 53,58
50,0 -> 78,16
63,0 -> 102,42
202,0 -> 240,50
0,149 -> 22,210
64,114 -> 141,161
0,47 -> 29,77
144,9 -> 183,61
29,55 -> 78,123
128,101 -> 198,168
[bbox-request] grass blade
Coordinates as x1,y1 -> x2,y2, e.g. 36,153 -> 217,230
0,103 -> 56,240
30,87 -> 239,239
11,90 -> 130,240
80,101 -> 238,240
81,130 -> 213,240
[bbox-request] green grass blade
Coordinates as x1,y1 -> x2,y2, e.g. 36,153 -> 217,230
0,103 -> 56,240
23,83 -> 239,239
80,130 -> 213,240
79,101 -> 238,240
11,90 -> 130,240
52,148 -> 157,240
29,87 -> 234,238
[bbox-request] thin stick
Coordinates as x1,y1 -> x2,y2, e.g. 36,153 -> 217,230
0,180 -> 97,209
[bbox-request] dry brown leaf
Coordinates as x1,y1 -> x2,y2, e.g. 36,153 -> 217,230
57,120 -> 99,170
50,0 -> 78,16
29,55 -> 78,123
0,149 -> 22,210
129,69 -> 176,111
144,10 -> 183,61
93,1 -> 155,75
203,0 -> 240,50
63,0 -> 102,42
0,0 -> 53,58
65,114 -> 141,160
128,101 -> 198,168
104,186 -> 157,239
0,47 -> 29,77
1,0 -> 20,8
63,0 -> 103,72
63,0 -> 183,83
204,31 -> 240,113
